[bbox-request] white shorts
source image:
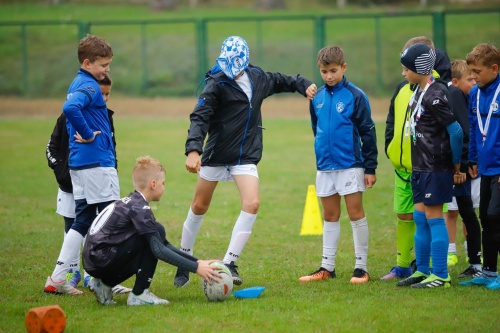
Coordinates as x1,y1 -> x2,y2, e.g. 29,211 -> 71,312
199,164 -> 259,182
56,188 -> 75,218
70,167 -> 120,204
316,168 -> 365,197
448,177 -> 480,211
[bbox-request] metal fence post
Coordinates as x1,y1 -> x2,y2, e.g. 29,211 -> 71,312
21,23 -> 28,97
196,18 -> 207,83
375,16 -> 383,92
77,21 -> 90,41
141,22 -> 148,93
432,11 -> 446,51
314,16 -> 325,84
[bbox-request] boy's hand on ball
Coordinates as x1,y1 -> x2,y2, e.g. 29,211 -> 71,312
197,260 -> 222,285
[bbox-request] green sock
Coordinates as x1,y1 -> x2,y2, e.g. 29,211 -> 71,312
396,218 -> 415,268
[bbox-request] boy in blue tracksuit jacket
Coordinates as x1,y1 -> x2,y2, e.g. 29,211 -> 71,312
460,43 -> 500,290
44,34 -> 120,296
299,45 -> 377,285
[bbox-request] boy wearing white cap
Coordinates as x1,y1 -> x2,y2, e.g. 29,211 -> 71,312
174,36 -> 317,287
397,43 -> 465,288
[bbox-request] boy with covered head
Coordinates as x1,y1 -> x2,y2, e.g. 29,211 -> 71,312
173,36 -> 317,287
397,43 -> 464,288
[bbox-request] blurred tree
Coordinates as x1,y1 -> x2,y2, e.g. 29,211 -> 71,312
255,0 -> 286,10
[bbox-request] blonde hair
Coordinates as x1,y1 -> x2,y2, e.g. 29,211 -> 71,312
317,46 -> 345,66
466,43 -> 500,67
403,36 -> 435,53
132,156 -> 166,190
451,59 -> 470,80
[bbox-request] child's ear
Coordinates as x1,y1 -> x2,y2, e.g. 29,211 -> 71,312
82,59 -> 91,68
451,78 -> 458,86
492,63 -> 499,74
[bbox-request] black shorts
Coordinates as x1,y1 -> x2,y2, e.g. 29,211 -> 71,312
453,177 -> 472,197
412,171 -> 453,206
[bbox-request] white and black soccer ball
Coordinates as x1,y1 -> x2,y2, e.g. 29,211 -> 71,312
202,261 -> 233,301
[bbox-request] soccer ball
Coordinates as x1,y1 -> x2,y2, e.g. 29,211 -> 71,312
202,262 -> 233,301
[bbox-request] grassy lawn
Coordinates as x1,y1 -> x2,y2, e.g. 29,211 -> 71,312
0,116 -> 498,332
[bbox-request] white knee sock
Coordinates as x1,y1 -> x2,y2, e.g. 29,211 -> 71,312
180,207 -> 204,255
321,221 -> 340,272
51,229 -> 84,282
223,211 -> 256,264
351,217 -> 369,271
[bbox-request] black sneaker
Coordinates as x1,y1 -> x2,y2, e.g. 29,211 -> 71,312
458,265 -> 482,279
225,261 -> 243,285
397,271 -> 428,287
410,274 -> 451,288
410,259 -> 417,273
173,267 -> 190,287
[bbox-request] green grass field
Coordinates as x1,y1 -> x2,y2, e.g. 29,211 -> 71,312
0,116 -> 498,332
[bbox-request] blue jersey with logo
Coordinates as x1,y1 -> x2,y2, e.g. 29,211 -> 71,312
309,76 -> 377,173
469,74 -> 500,176
63,69 -> 115,169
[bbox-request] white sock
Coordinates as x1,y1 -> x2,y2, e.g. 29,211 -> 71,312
351,217 -> 369,272
321,221 -> 340,272
223,211 -> 256,264
448,243 -> 457,254
464,241 -> 468,254
180,207 -> 204,255
51,229 -> 84,282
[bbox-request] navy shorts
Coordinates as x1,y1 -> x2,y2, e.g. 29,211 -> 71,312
411,171 -> 453,206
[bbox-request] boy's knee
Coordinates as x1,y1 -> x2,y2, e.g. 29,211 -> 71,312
242,199 -> 260,214
191,201 -> 209,215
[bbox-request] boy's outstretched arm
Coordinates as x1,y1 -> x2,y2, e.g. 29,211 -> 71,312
306,84 -> 317,100
146,232 -> 221,284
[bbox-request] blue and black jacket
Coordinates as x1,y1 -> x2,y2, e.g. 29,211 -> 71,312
186,64 -> 312,166
63,69 -> 116,169
309,76 -> 377,174
469,74 -> 500,176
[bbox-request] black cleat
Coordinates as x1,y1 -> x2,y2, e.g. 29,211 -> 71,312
225,261 -> 243,285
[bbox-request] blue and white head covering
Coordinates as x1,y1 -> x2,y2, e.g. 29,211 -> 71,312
216,36 -> 250,79
400,43 -> 436,75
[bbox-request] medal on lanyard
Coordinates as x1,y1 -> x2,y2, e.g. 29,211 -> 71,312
409,77 -> 434,143
477,83 -> 500,147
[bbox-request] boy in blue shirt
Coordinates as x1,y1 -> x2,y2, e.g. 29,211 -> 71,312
44,34 -> 120,295
460,43 -> 500,290
299,45 -> 377,284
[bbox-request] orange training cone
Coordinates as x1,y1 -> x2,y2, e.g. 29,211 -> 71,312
300,185 -> 323,235
25,305 -> 66,333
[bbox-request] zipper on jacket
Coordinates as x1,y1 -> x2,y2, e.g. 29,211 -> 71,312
399,107 -> 410,172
